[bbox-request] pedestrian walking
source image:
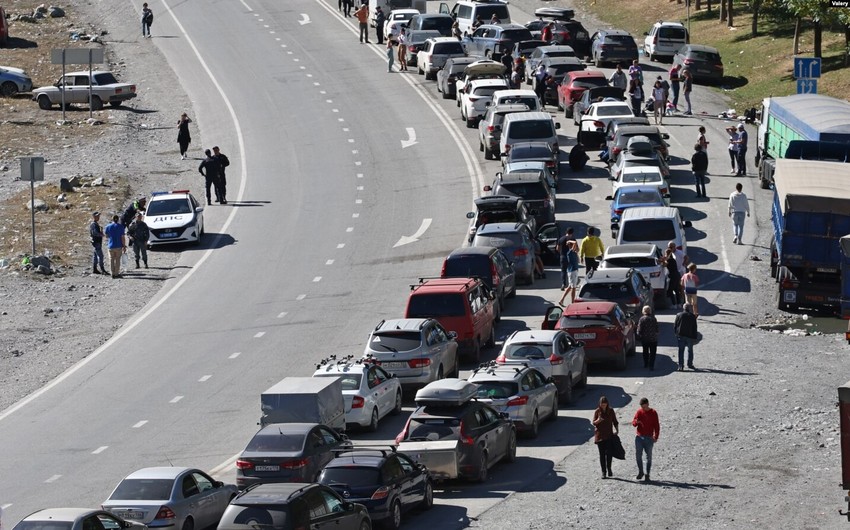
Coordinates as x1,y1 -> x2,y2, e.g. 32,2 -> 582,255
628,59 -> 643,85
558,242 -> 581,306
579,227 -> 604,274
728,182 -> 750,245
593,396 -> 619,479
632,397 -> 660,482
664,248 -> 682,308
177,113 -> 192,159
198,149 -> 223,205
355,4 -> 370,43
343,0 -> 353,17
609,64 -> 627,91
636,305 -> 659,370
628,78 -> 644,118
121,197 -> 147,227
375,6 -> 385,44
734,123 -> 748,175
669,64 -> 681,110
652,80 -> 666,125
89,211 -> 107,275
698,125 -> 710,153
128,212 -> 150,269
674,302 -> 699,370
212,146 -> 230,204
681,263 -> 700,316
104,214 -> 126,278
141,3 -> 153,38
691,142 -> 708,198
555,227 -> 575,289
726,126 -> 739,174
682,69 -> 693,115
386,39 -> 395,72
398,28 -> 408,71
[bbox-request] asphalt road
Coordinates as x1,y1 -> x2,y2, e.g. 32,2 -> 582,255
0,0 -> 767,527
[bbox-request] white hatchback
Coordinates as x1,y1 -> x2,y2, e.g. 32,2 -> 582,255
461,78 -> 510,127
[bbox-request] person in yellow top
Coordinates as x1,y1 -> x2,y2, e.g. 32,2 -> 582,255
579,227 -> 605,273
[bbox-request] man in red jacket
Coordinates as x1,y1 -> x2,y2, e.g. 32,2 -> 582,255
632,397 -> 660,482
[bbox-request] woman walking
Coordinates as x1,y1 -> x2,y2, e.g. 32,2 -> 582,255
592,396 -> 619,479
725,126 -> 738,174
682,69 -> 693,115
636,305 -> 660,370
681,262 -> 700,316
652,80 -> 666,125
628,79 -> 644,118
177,113 -> 192,160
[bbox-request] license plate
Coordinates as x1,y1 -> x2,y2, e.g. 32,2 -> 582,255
160,232 -> 177,238
574,333 -> 596,340
383,362 -> 408,370
255,465 -> 280,472
115,512 -> 144,520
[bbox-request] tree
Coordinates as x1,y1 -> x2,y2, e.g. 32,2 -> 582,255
752,0 -> 763,37
727,0 -> 734,27
720,0 -> 726,21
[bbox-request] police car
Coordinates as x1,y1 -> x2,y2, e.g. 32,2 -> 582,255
143,190 -> 205,247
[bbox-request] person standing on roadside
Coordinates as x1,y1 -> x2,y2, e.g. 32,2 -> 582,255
579,227 -> 604,274
556,227 -> 575,290
355,3 -> 370,44
664,248 -> 682,309
636,305 -> 659,370
141,3 -> 153,38
128,212 -> 150,269
212,146 -> 229,204
121,197 -> 147,228
697,125 -> 710,153
734,123 -> 748,175
681,263 -> 700,316
398,27 -> 409,71
375,6 -> 385,45
386,39 -> 395,72
668,240 -> 687,279
691,142 -> 708,198
609,64 -> 627,91
104,214 -> 126,279
198,149 -> 223,205
632,397 -> 660,482
177,113 -> 192,159
726,126 -> 739,174
593,396 -> 619,479
674,302 -> 699,370
682,69 -> 693,115
628,59 -> 643,86
651,80 -> 666,125
728,182 -> 750,245
89,211 -> 107,275
628,78 -> 644,118
669,64 -> 681,110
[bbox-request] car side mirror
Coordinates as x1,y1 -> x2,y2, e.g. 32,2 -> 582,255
662,133 -> 670,139
576,341 -> 585,348
448,331 -> 458,339
610,222 -> 619,231
607,176 -> 615,181
663,193 -> 671,198
605,195 -> 613,200
466,211 -> 475,219
547,376 -> 556,384
195,207 -> 204,213
213,480 -> 223,488
555,122 -> 561,129
499,412 -> 510,419
684,220 -> 693,228
644,31 -> 649,36
483,185 -> 492,192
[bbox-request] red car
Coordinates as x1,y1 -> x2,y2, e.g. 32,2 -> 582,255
541,301 -> 635,370
557,70 -> 609,118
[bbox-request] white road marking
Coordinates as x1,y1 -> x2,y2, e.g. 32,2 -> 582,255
287,51 -> 293,55
44,475 -> 61,483
400,127 -> 418,148
254,331 -> 266,338
337,243 -> 345,249
132,420 -> 148,428
229,351 -> 242,359
346,227 -> 354,232
332,109 -> 339,113
338,118 -> 344,122
326,99 -> 334,103
348,139 -> 355,143
313,276 -> 322,282
275,37 -> 281,41
393,218 -> 433,248
269,31 -> 275,34
300,66 -> 306,70
352,213 -> 360,218
357,186 -> 364,191
306,74 -> 313,77
281,44 -> 287,48
169,396 -> 183,404
294,58 -> 300,62
210,453 -> 240,479
242,0 -> 254,12
326,259 -> 335,265
198,375 -> 212,382
277,312 -> 288,318
351,150 -> 358,154
321,90 -> 327,95
342,127 -> 349,131
1,504 -> 12,510
92,445 -> 108,454
356,173 -> 363,178
299,13 -> 312,25
263,24 -> 269,28
356,199 -> 362,204
314,82 -> 321,86
354,161 -> 362,165
296,294 -> 306,300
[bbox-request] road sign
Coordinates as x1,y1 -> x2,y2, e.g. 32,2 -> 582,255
50,48 -> 104,65
794,57 -> 821,79
797,79 -> 818,94
20,157 -> 45,182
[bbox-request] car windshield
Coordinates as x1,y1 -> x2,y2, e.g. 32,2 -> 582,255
618,134 -> 663,148
407,293 -> 466,318
146,198 -> 192,216
371,331 -> 422,352
245,433 -> 307,453
497,96 -> 537,108
506,343 -> 553,359
621,172 -> 662,184
547,64 -> 581,75
217,506 -> 292,530
475,381 -> 519,399
508,121 -> 554,139
562,315 -> 613,327
604,257 -> 657,268
619,191 -> 662,205
421,18 -> 452,31
597,105 -> 633,116
434,42 -> 464,54
450,62 -> 473,74
93,72 -> 119,85
443,256 -> 490,278
500,182 -> 549,200
510,146 -> 553,160
14,523 -> 73,530
476,209 -> 520,225
108,478 -> 173,500
475,233 -> 523,248
545,50 -> 575,58
621,219 -> 676,241
605,35 -> 635,45
407,416 -> 461,441
314,374 -> 362,391
659,27 -> 687,39
321,467 -> 382,488
690,51 -> 720,62
573,77 -> 608,89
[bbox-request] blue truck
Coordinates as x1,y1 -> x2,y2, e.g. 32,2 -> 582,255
770,159 -> 850,314
756,94 -> 850,189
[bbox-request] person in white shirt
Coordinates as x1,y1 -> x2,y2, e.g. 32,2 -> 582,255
728,182 -> 750,244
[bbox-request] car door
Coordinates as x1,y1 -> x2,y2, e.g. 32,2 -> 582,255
478,405 -> 508,462
381,455 -> 408,508
536,223 -> 560,265
306,487 -> 356,530
494,250 -> 516,299
375,366 -> 396,414
179,473 -> 204,525
191,471 -> 223,528
396,453 -> 426,509
542,306 -> 563,330
71,74 -> 90,104
532,369 -> 556,418
366,366 -> 387,415
317,426 -> 345,471
520,371 -> 542,415
559,332 -> 581,382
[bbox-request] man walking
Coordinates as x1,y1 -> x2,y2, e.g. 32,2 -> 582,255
669,64 -> 681,110
198,149 -> 223,205
104,214 -> 126,278
128,212 -> 150,269
89,211 -> 107,275
375,6 -> 386,45
609,64 -> 627,91
691,142 -> 708,198
579,227 -> 604,274
632,397 -> 660,482
141,3 -> 153,38
734,123 -> 748,175
212,146 -> 230,204
355,3 -> 370,44
674,302 -> 699,370
728,182 -> 750,244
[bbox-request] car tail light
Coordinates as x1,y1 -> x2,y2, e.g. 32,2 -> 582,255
599,44 -> 608,50
440,260 -> 447,277
614,208 -> 624,215
612,146 -> 622,156
395,418 -> 411,444
629,297 -> 641,306
469,97 -> 480,102
236,460 -> 254,470
352,396 -> 365,409
546,160 -> 556,168
491,262 -> 500,287
514,248 -> 529,257
781,278 -> 798,289
652,35 -> 658,45
281,458 -> 309,469
371,486 -> 390,500
507,395 -> 528,406
715,64 -> 724,70
559,31 -> 570,41
549,353 -> 564,365
650,271 -> 661,278
408,358 -> 431,368
495,353 -> 506,363
459,421 -> 475,445
660,187 -> 669,195
153,507 -> 176,520
487,125 -> 495,132
605,325 -> 619,339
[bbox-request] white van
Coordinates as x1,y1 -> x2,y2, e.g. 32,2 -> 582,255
500,111 -> 561,156
643,21 -> 689,61
615,206 -> 692,256
439,0 -> 511,35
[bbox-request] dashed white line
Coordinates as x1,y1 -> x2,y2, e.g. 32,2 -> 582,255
277,312 -> 288,318
132,420 -> 148,428
254,331 -> 266,338
354,161 -> 362,165
352,150 -> 358,154
169,396 -> 184,404
320,90 -> 327,94
306,74 -> 313,77
263,24 -> 269,27
352,213 -> 360,218
357,186 -> 364,190
314,82 -> 321,86
326,259 -> 335,265
356,199 -> 363,204
269,30 -> 276,34
356,173 -> 364,178
348,139 -> 355,143
327,99 -> 334,103
338,118 -> 344,122
343,127 -> 349,131
300,66 -> 306,70
346,227 -> 354,232
198,375 -> 212,382
44,475 -> 62,483
275,37 -> 281,41
337,243 -> 345,249
229,351 -> 242,359
92,446 -> 109,455
313,276 -> 322,282
296,294 -> 307,301
294,58 -> 300,62
281,44 -> 287,47
332,109 -> 339,113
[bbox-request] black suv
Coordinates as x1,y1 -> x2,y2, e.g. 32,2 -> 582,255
217,483 -> 371,530
590,29 -> 639,68
319,448 -> 433,530
575,267 -> 653,317
525,8 -> 592,58
441,246 -> 517,312
466,195 -> 537,242
484,171 -> 556,226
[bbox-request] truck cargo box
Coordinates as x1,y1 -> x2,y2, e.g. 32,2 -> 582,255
260,376 -> 346,432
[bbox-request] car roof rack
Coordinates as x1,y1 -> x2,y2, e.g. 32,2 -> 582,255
332,445 -> 398,458
316,354 -> 365,370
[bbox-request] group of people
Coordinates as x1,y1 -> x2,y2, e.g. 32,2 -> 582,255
593,396 -> 661,482
89,197 -> 151,278
178,111 -> 230,205
609,61 -> 693,118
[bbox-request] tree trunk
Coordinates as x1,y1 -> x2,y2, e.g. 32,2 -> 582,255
793,17 -> 801,56
720,0 -> 726,22
727,0 -> 733,27
696,0 -> 702,10
814,19 -> 822,58
845,26 -> 850,67
706,0 -> 711,13
751,0 -> 761,37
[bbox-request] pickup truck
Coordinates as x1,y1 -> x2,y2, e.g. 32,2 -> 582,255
32,70 -> 137,110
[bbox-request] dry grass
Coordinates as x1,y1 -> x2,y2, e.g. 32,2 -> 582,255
576,0 -> 850,109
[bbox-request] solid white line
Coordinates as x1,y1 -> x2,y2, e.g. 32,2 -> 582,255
92,445 -> 109,454
198,375 -> 212,382
1,504 -> 12,510
229,351 -> 242,359
254,331 -> 265,338
209,453 -> 240,478
239,0 -> 252,11
0,0 -> 250,426
277,312 -> 288,318
44,475 -> 61,483
132,420 -> 148,428
313,276 -> 322,282
169,396 -> 184,404
296,294 -> 306,300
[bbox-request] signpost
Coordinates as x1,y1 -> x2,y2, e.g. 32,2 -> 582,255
50,48 -> 105,121
794,57 -> 821,95
20,157 -> 45,256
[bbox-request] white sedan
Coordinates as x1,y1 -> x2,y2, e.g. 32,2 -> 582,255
576,99 -> 634,148
313,356 -> 403,431
460,78 -> 510,128
610,165 -> 668,198
143,190 -> 204,247
381,8 -> 419,34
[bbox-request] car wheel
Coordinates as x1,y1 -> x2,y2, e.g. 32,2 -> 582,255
559,374 -> 574,405
368,407 -> 379,432
384,500 -> 402,530
420,480 -> 434,510
527,411 -> 539,439
556,97 -> 563,111
90,95 -> 103,111
466,117 -> 475,129
359,520 -> 371,530
565,104 -> 573,119
485,324 -> 496,347
494,300 -> 501,323
469,338 -> 482,363
627,337 -> 637,357
526,270 -> 535,286
475,451 -> 489,482
0,81 -> 19,97
181,518 -> 194,530
576,360 -> 588,388
615,344 -> 628,370
442,89 -> 452,100
418,65 -> 423,75
484,146 -> 493,160
392,391 -> 403,415
573,112 -> 579,127
594,54 -> 601,68
479,138 -> 484,152
546,394 -> 559,421
37,95 -> 53,110
507,284 -> 517,298
505,430 -> 517,462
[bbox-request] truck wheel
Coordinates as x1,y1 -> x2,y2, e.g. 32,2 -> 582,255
90,96 -> 103,111
38,95 -> 53,110
769,238 -> 778,279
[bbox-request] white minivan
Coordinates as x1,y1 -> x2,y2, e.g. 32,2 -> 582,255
615,206 -> 692,256
500,111 -> 561,157
643,21 -> 689,61
439,0 -> 511,35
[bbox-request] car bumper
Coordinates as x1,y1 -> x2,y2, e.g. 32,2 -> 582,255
345,404 -> 374,427
584,344 -> 625,364
148,225 -> 200,246
109,93 -> 137,102
599,52 -> 638,63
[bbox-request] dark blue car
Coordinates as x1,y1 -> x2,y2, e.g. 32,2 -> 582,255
606,185 -> 667,239
318,448 -> 433,530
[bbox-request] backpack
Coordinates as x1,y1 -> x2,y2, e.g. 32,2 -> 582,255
145,11 -> 153,26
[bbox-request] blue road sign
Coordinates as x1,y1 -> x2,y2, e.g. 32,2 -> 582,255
794,57 -> 822,79
797,78 -> 818,94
